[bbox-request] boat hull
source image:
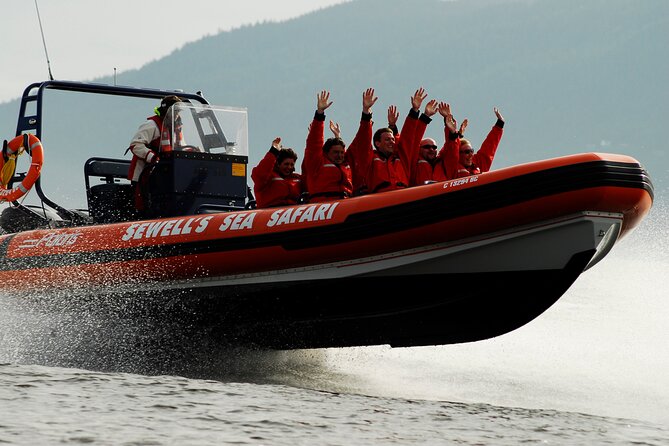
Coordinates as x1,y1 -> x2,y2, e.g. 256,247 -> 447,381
129,212 -> 610,349
0,153 -> 653,349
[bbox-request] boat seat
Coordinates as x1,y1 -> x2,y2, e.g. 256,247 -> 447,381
84,157 -> 136,223
85,158 -> 132,184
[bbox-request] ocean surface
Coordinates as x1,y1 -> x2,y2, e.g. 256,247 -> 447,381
1,200 -> 667,445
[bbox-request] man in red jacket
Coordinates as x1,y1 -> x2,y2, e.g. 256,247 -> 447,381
350,88 -> 437,195
401,95 -> 440,187
302,90 -> 355,202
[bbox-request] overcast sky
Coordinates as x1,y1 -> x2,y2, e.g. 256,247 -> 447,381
0,0 -> 351,103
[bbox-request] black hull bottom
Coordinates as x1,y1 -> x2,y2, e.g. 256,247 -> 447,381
13,249 -> 594,357
210,250 -> 592,349
110,248 -> 595,350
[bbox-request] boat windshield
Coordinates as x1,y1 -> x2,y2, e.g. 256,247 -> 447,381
163,103 -> 248,156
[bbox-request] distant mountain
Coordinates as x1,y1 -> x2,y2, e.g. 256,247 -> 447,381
2,0 -> 668,195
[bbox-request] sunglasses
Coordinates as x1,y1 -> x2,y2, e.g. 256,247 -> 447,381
460,149 -> 474,154
421,144 -> 438,150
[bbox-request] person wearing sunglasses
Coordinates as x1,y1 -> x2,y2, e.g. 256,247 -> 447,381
437,104 -> 505,180
383,87 -> 444,187
409,99 -> 440,186
350,87 -> 439,195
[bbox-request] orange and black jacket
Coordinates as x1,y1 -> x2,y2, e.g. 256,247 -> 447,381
252,146 -> 303,208
303,111 -> 353,202
435,119 -> 504,180
350,110 -> 415,195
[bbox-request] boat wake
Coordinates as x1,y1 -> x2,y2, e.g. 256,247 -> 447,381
0,287 -> 334,383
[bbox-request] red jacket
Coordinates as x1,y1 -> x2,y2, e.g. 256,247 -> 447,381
346,112 -> 377,196
350,111 -> 415,195
303,112 -> 353,202
251,146 -> 304,208
436,119 -> 504,180
407,113 -> 439,186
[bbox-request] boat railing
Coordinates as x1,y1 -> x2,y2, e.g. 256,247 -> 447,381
13,80 -> 211,225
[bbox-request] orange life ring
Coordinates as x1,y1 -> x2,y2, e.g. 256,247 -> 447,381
0,134 -> 44,202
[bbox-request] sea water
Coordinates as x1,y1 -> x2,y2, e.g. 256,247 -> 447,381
0,202 -> 667,445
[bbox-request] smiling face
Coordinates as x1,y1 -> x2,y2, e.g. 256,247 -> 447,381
276,148 -> 298,177
374,129 -> 396,157
323,137 -> 346,165
459,140 -> 474,166
419,138 -> 438,161
276,157 -> 295,177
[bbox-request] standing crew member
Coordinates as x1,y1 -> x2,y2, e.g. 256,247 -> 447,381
126,95 -> 182,213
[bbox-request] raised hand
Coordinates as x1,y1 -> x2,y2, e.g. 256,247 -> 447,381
317,90 -> 333,114
439,102 -> 457,133
272,137 -> 282,149
329,120 -> 341,139
411,87 -> 428,111
494,107 -> 504,122
387,105 -> 399,127
424,99 -> 439,117
438,101 -> 451,118
363,88 -> 378,114
459,119 -> 468,135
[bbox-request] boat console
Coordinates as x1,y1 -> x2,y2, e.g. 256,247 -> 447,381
147,150 -> 248,218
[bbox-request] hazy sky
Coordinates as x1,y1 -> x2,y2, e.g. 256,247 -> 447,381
0,0 -> 351,103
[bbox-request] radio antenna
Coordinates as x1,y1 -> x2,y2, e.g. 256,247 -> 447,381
34,0 -> 54,80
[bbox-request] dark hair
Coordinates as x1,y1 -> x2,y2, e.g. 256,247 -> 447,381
277,147 -> 298,163
157,95 -> 182,116
373,127 -> 393,143
322,137 -> 346,153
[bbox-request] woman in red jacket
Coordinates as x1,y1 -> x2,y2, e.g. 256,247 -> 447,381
251,137 -> 303,208
436,104 -> 505,180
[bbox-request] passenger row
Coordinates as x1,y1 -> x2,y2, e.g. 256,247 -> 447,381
126,89 -> 504,213
251,87 -> 505,208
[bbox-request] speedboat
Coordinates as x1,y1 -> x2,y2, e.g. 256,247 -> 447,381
0,80 -> 653,349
